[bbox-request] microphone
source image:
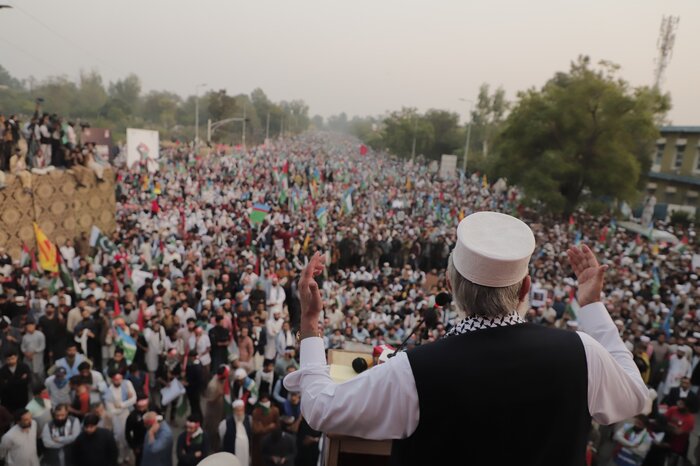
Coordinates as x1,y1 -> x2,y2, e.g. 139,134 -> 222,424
388,292 -> 451,358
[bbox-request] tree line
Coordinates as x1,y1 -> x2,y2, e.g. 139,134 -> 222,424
0,65 -> 311,145
331,56 -> 669,214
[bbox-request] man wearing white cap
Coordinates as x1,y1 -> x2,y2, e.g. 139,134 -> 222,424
218,399 -> 252,466
285,212 -> 648,466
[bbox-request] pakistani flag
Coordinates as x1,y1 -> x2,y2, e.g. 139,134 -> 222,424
89,226 -> 116,255
20,243 -> 32,268
249,203 -> 271,224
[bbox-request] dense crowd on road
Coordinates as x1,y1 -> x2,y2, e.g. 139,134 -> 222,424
0,129 -> 700,465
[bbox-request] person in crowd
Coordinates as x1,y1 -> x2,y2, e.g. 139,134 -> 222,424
105,370 -> 137,463
219,399 -> 252,466
664,399 -> 695,466
141,411 -> 174,466
252,392 -> 280,466
25,384 -> 52,433
72,413 -> 118,466
41,403 -> 81,466
0,409 -> 39,466
21,317 -> 46,378
125,396 -> 149,466
0,350 -> 32,413
260,428 -> 296,466
663,377 -> 699,413
185,351 -> 205,419
295,418 -> 321,466
54,343 -> 85,379
45,367 -> 71,406
176,414 -> 210,466
612,414 -> 652,466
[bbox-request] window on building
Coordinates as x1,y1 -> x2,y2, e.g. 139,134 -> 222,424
695,147 -> 700,171
675,146 -> 685,170
655,144 -> 664,166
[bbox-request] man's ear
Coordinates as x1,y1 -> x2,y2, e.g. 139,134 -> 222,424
518,276 -> 531,301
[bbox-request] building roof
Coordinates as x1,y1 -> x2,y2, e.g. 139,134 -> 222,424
660,126 -> 700,135
648,171 -> 700,187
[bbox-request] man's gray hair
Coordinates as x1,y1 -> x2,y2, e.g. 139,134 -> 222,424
447,254 -> 523,318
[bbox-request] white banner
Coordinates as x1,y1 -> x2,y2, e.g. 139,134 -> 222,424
439,154 -> 458,179
126,128 -> 160,172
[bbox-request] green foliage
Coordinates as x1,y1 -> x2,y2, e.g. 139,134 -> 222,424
491,56 -> 669,215
470,83 -> 508,157
0,66 -> 310,144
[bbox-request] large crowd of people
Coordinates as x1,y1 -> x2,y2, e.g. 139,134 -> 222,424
0,126 -> 699,466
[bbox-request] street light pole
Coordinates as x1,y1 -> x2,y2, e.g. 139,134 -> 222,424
194,83 -> 207,145
411,117 -> 417,162
459,98 -> 474,173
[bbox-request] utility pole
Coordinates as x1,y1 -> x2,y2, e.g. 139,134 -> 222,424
459,98 -> 474,172
266,112 -> 270,141
242,105 -> 247,148
194,83 -> 207,145
411,117 -> 417,162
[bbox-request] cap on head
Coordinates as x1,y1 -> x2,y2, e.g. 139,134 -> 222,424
452,212 -> 535,287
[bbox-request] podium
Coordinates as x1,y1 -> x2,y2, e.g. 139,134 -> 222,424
322,349 -> 393,466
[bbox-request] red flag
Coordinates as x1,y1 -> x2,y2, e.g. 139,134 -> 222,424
682,235 -> 689,245
359,144 -> 368,156
137,308 -> 145,330
282,160 -> 289,174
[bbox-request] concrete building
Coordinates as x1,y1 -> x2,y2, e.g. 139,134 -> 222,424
645,126 -> 700,217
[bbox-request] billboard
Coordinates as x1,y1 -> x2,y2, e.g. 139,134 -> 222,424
439,154 -> 458,179
126,128 -> 160,173
81,127 -> 113,161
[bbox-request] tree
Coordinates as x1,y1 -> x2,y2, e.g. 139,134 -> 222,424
492,56 -> 669,214
470,84 -> 508,157
108,74 -> 142,114
423,109 -> 463,159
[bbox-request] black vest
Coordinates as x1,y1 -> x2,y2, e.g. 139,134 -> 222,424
392,323 -> 591,466
222,415 -> 252,455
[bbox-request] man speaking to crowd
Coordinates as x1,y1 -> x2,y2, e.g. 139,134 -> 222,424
285,211 -> 648,465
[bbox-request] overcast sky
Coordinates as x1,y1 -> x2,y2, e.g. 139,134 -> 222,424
1,0 -> 697,124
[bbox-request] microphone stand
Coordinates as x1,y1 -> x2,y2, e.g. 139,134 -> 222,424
388,317 -> 425,358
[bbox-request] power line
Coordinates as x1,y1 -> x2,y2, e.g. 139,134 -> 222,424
7,1 -> 121,76
0,33 -> 64,76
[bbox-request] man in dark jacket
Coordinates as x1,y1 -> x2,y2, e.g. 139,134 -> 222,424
176,414 -> 210,466
72,413 -> 118,466
663,377 -> 699,412
125,396 -> 149,466
219,399 -> 252,463
0,349 -> 31,412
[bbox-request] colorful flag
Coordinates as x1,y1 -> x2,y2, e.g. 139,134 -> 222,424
33,223 -> 58,273
482,174 -> 488,189
342,188 -> 354,215
116,326 -> 137,365
249,203 -> 271,224
20,243 -> 33,269
359,144 -> 368,156
316,206 -> 328,228
89,225 -> 116,255
58,253 -> 77,293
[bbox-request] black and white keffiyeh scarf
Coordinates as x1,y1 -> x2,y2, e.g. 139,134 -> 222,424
445,312 -> 525,337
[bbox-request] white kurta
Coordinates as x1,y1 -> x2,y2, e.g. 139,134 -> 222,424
285,302 -> 649,439
264,318 -> 284,360
0,421 -> 39,466
218,419 -> 250,466
664,354 -> 691,395
21,330 -> 45,376
144,327 -> 166,372
106,380 -> 137,462
267,285 -> 286,315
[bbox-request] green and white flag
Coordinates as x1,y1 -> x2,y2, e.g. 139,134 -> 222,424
89,226 -> 116,255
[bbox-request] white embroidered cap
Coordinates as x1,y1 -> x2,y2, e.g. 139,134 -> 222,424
453,212 -> 536,287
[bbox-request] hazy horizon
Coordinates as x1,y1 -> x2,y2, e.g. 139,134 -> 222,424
1,0 -> 698,124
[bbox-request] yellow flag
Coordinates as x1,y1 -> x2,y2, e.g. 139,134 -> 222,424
33,223 -> 58,273
406,177 -> 412,190
303,234 -> 311,252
